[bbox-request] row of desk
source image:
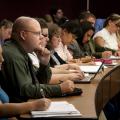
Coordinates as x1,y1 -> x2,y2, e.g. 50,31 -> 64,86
20,65 -> 118,119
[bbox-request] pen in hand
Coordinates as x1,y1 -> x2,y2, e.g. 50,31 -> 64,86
40,89 -> 45,98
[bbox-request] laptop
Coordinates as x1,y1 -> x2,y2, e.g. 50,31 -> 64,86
79,62 -> 103,73
74,62 -> 104,83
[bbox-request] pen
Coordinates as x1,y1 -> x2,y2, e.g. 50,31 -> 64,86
102,66 -> 104,72
40,88 -> 45,98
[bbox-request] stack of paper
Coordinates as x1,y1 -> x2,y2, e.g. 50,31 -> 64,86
110,55 -> 120,60
31,101 -> 82,117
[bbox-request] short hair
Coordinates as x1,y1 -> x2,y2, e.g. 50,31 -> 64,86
35,18 -> 48,29
44,14 -> 53,23
0,19 -> 13,28
78,11 -> 96,22
61,20 -> 81,37
48,23 -> 60,40
11,16 -> 39,39
80,21 -> 95,34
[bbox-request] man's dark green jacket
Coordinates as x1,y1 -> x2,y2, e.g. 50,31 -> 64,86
1,39 -> 62,102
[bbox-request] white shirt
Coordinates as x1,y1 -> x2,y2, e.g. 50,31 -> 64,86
93,28 -> 118,50
28,52 -> 40,68
54,42 -> 73,61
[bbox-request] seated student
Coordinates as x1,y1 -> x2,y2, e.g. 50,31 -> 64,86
1,16 -> 75,102
44,14 -> 54,26
50,7 -> 68,25
78,11 -> 96,27
48,21 -> 82,65
67,39 -> 83,59
76,21 -> 112,58
93,13 -> 120,56
74,12 -> 112,59
28,18 -> 84,84
0,19 -> 13,45
47,23 -> 67,66
0,45 -> 51,119
58,21 -> 80,62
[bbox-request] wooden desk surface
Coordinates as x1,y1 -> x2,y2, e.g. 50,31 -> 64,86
20,67 -> 113,119
51,84 -> 97,119
51,67 -> 112,119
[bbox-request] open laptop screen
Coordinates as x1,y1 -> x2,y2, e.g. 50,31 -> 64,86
79,62 -> 103,73
74,62 -> 104,83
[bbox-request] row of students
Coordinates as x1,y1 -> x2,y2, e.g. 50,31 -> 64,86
0,12 -> 120,119
0,17 -> 84,119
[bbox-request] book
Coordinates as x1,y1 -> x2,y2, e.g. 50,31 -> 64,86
31,101 -> 82,117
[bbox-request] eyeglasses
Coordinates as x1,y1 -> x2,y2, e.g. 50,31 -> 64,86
23,30 -> 42,36
42,34 -> 49,38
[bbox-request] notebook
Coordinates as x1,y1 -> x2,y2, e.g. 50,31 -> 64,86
31,101 -> 82,117
74,62 -> 104,83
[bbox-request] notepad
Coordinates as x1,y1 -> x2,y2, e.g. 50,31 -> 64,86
31,101 -> 82,117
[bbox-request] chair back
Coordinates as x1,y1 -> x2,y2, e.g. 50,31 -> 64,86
95,64 -> 120,117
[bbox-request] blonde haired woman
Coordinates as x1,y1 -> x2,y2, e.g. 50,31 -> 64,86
93,13 -> 120,56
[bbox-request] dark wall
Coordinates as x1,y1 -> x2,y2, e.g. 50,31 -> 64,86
90,0 -> 120,18
0,0 -> 120,21
0,0 -> 86,21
